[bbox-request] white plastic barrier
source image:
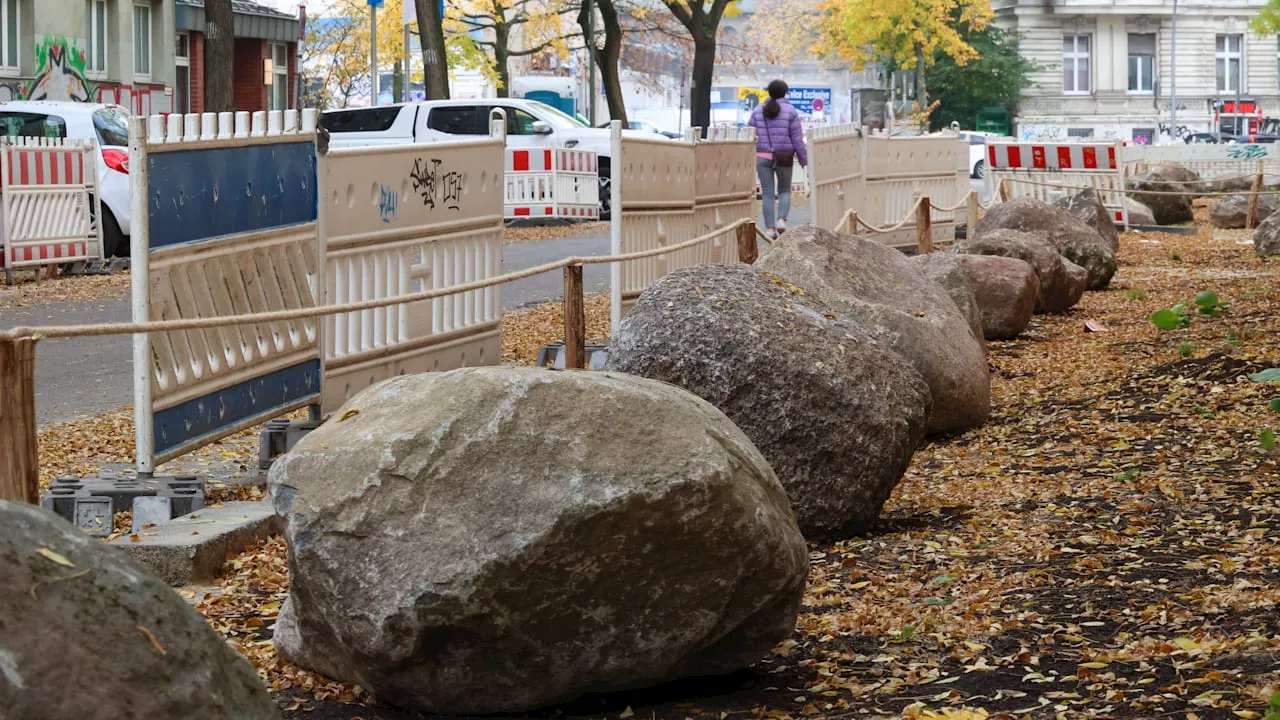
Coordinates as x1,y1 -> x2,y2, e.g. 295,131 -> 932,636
504,147 -> 599,220
986,140 -> 1129,228
1126,143 -> 1280,181
693,125 -> 756,264
0,137 -> 103,271
806,124 -> 865,231
863,133 -> 969,247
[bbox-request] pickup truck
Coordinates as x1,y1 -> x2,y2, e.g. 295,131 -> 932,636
321,98 -> 660,218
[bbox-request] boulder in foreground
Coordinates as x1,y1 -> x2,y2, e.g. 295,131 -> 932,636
954,254 -> 1040,340
270,367 -> 809,714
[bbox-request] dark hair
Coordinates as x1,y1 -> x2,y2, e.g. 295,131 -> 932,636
763,79 -> 788,119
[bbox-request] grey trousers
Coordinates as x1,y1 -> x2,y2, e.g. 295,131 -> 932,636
756,156 -> 794,230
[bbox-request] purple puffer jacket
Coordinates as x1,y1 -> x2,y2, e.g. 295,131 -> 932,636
749,99 -> 808,166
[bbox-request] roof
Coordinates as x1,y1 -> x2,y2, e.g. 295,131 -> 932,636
180,0 -> 297,20
176,0 -> 301,42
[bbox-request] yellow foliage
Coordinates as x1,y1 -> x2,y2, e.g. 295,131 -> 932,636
814,0 -> 993,71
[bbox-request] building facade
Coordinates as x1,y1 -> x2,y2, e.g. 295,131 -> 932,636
0,0 -> 297,118
996,0 -> 1280,142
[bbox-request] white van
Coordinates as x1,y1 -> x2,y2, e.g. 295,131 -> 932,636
321,98 -> 660,218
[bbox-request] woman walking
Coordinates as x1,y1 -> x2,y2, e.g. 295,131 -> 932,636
748,79 -> 808,239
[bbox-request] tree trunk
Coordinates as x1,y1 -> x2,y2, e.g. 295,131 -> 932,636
579,0 -> 627,125
414,0 -> 450,99
204,0 -> 235,112
495,25 -> 511,98
915,42 -> 927,127
689,35 -> 716,134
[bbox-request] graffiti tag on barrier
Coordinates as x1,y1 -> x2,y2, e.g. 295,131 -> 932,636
1226,144 -> 1268,160
409,157 -> 463,211
378,184 -> 398,223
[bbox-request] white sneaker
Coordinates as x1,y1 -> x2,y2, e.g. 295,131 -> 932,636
766,228 -> 778,240
777,218 -> 788,232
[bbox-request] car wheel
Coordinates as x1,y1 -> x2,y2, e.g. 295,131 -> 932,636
598,159 -> 612,220
100,206 -> 125,259
973,159 -> 985,179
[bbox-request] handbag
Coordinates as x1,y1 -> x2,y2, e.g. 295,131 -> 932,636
764,113 -> 795,168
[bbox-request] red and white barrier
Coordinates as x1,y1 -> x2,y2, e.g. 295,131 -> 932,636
0,137 -> 102,271
985,139 -> 1129,228
504,147 -> 600,220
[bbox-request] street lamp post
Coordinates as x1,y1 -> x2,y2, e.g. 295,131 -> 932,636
1170,0 -> 1178,138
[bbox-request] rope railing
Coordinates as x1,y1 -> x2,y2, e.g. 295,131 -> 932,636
1002,176 -> 1280,198
0,218 -> 753,342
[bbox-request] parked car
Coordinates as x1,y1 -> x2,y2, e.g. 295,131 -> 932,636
958,131 -> 997,179
596,119 -> 681,139
321,99 -> 663,218
0,101 -> 131,257
1184,132 -> 1225,144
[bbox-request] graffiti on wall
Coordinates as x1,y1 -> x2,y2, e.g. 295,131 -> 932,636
0,35 -> 171,116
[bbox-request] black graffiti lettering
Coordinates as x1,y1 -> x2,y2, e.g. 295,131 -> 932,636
409,157 -> 442,209
442,171 -> 463,210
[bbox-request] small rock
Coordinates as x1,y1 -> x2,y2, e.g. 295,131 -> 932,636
1208,194 -> 1280,229
1124,197 -> 1157,226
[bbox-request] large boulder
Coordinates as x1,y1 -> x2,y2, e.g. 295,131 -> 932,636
909,253 -> 984,342
956,229 -> 1083,314
1130,167 -> 1197,225
608,263 -> 931,538
953,255 -> 1039,340
269,367 -> 810,714
0,501 -> 278,720
1054,188 -> 1119,253
757,225 -> 989,434
1208,193 -> 1280,229
1124,197 -> 1157,226
1254,211 -> 1280,256
1063,260 -> 1089,301
974,196 -> 1117,290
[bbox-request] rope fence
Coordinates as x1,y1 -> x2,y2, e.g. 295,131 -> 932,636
1002,176 -> 1280,198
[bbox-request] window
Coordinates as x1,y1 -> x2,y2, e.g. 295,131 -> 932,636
0,0 -> 18,71
504,108 -> 542,135
1128,33 -> 1155,94
320,107 -> 404,133
85,0 -> 107,76
175,34 -> 190,113
269,43 -> 290,111
1063,35 -> 1091,94
1132,128 -> 1155,144
426,107 -> 486,134
133,3 -> 152,79
1217,34 -> 1242,94
93,107 -> 130,147
1068,128 -> 1094,138
0,113 -> 69,139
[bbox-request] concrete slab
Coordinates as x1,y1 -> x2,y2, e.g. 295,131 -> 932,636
108,501 -> 281,586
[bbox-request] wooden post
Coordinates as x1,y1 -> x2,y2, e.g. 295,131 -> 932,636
562,264 -> 586,370
846,210 -> 859,236
0,337 -> 38,503
736,221 -> 758,264
966,190 -> 980,238
915,197 -> 933,254
998,178 -> 1011,202
1247,159 -> 1265,230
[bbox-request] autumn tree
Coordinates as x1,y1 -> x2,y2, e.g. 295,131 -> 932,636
414,0 -> 452,98
815,0 -> 993,124
741,0 -> 821,67
450,0 -> 575,96
664,0 -> 737,133
204,0 -> 235,112
577,0 -> 626,123
927,22 -> 1037,131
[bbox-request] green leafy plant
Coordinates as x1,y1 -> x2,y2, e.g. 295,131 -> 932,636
1125,288 -> 1148,300
1149,305 -> 1192,331
1263,430 -> 1277,453
1171,253 -> 1184,262
1226,330 -> 1243,347
1115,469 -> 1139,483
1268,689 -> 1280,720
1194,291 -> 1230,317
1251,368 -> 1280,383
1176,341 -> 1196,358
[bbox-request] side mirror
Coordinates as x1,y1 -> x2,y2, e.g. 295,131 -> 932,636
531,121 -> 553,135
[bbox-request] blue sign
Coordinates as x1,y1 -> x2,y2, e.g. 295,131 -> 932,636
787,87 -> 832,116
367,0 -> 384,7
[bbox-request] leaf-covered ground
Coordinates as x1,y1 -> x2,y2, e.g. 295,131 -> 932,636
32,210 -> 1280,719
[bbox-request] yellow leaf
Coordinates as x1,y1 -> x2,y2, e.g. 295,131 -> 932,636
339,409 -> 361,422
36,548 -> 74,568
851,580 -> 871,589
1173,637 -> 1201,652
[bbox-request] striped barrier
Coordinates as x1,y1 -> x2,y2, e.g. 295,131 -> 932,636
0,137 -> 102,272
504,147 -> 599,220
985,139 -> 1129,228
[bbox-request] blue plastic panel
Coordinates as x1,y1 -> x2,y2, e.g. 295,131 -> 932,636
147,141 -> 317,249
153,358 -> 322,460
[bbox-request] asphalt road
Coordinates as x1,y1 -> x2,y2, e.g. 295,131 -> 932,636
25,179 -> 983,426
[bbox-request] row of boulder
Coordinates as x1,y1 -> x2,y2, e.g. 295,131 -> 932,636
262,191 -> 1124,712
1122,162 -> 1280,256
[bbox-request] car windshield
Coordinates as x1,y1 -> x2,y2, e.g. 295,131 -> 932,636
93,107 -> 130,147
529,102 -> 588,129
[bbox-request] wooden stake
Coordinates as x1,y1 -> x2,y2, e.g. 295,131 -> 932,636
966,190 -> 980,238
736,221 -> 758,264
846,210 -> 859,236
915,197 -> 933,255
563,264 -> 585,370
998,178 -> 1011,202
0,337 -> 38,503
1247,159 -> 1265,230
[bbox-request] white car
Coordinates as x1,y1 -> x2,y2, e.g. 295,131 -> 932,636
0,101 -> 131,257
958,131 -> 1003,179
321,99 -> 662,218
